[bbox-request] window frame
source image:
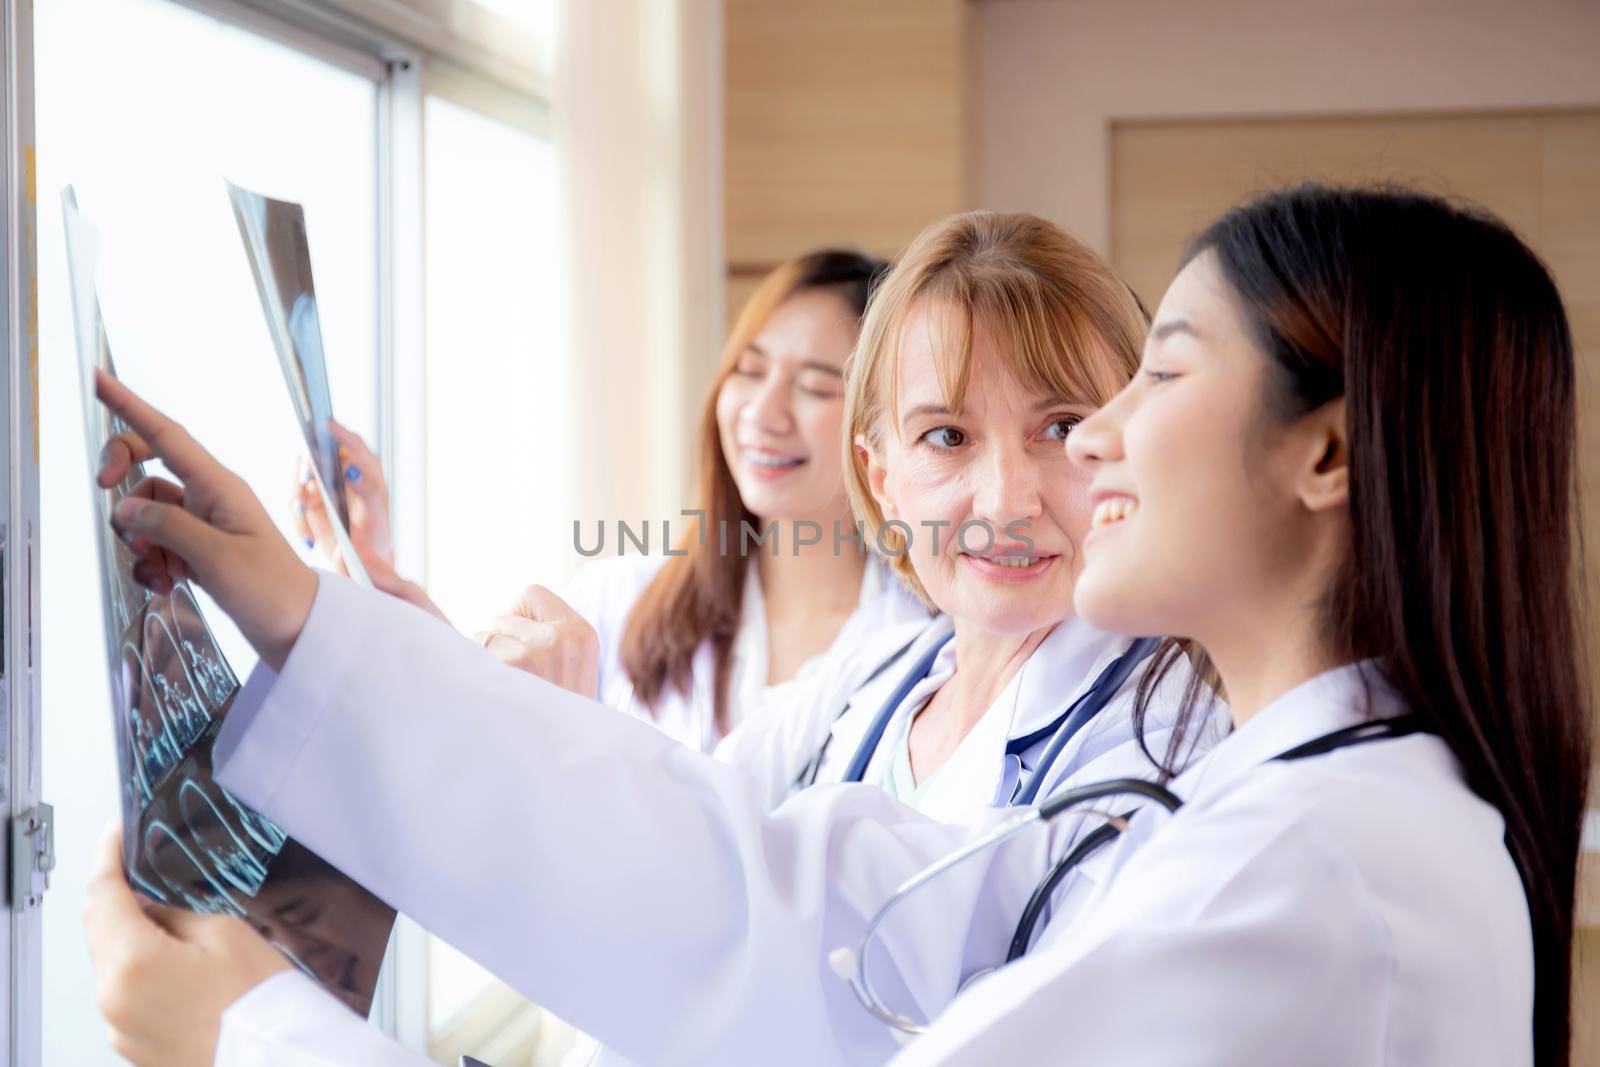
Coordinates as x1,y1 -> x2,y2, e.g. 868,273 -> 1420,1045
3,0 -> 43,1061
5,0 -> 552,1058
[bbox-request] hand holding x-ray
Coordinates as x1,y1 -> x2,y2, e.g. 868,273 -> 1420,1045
227,181 -> 371,588
94,370 -> 318,668
67,191 -> 394,1016
291,438 -> 451,621
294,419 -> 393,567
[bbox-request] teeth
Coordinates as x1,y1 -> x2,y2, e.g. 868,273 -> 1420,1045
1092,496 -> 1139,529
747,452 -> 803,469
977,556 -> 1038,568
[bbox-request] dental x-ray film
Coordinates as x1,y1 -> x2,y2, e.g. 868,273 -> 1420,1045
226,180 -> 369,585
64,189 -> 395,1015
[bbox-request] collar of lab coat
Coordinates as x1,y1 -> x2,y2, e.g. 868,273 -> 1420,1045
726,556 -> 931,739
1056,661 -> 1418,933
824,616 -> 1132,817
819,616 -> 954,775
1168,659 -> 1407,807
725,562 -> 770,720
729,556 -> 918,685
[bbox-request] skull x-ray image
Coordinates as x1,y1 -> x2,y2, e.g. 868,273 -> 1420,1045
227,181 -> 369,586
64,190 -> 395,1015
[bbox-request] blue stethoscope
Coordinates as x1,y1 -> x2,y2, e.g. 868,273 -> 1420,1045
838,631 -> 1163,804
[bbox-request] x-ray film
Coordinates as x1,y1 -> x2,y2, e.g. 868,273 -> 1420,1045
226,181 -> 369,586
64,189 -> 394,1015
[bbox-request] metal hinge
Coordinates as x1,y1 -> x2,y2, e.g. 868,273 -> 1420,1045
10,803 -> 55,910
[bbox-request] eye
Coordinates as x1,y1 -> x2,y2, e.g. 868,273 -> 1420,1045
797,373 -> 842,399
732,359 -> 764,378
920,426 -> 967,450
1043,416 -> 1082,441
1143,369 -> 1178,384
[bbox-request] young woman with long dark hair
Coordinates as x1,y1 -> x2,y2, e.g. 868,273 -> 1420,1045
1084,183 -> 1589,1064
84,184 -> 1588,1066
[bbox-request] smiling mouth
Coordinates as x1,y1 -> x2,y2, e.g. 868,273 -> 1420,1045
967,554 -> 1042,568
743,449 -> 806,471
959,552 -> 1058,579
1091,496 -> 1139,529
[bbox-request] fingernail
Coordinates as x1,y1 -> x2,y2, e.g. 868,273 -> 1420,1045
344,464 -> 362,484
292,500 -> 304,517
304,537 -> 315,549
112,497 -> 143,526
111,499 -> 141,544
299,465 -> 312,485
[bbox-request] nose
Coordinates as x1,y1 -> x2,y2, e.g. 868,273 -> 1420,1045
970,437 -> 1044,530
1066,389 -> 1128,471
742,369 -> 796,437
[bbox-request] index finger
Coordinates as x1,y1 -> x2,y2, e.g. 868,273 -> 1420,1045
512,583 -> 581,623
94,369 -> 219,485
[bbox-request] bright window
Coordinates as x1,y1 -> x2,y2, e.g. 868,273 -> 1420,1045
34,1 -> 379,1061
421,95 -> 567,630
419,91 -> 571,1064
477,0 -> 558,47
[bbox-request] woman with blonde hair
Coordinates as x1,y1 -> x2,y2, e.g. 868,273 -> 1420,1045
718,211 -> 1209,821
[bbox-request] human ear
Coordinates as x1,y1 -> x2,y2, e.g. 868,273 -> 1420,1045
1295,397 -> 1349,514
855,433 -> 898,520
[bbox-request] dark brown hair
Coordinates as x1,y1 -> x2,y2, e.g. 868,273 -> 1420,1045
619,249 -> 889,733
1140,183 -> 1590,1065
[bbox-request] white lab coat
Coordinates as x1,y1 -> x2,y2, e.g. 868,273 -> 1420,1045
889,662 -> 1533,1066
558,557 -> 929,1067
210,575 -> 1532,1067
715,614 -> 1200,820
561,554 -> 930,751
564,618 -> 1202,1067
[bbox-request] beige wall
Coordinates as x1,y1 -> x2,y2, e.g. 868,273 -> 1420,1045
723,0 -> 974,326
978,0 -> 1600,254
559,0 -> 724,523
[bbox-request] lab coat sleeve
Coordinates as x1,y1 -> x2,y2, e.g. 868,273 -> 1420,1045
890,805 -> 1391,1067
216,970 -> 435,1067
213,574 -> 1050,1067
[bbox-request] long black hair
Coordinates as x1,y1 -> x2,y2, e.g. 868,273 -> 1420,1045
1134,183 -> 1590,1064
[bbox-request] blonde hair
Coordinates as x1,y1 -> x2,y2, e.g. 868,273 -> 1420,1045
843,211 -> 1149,601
